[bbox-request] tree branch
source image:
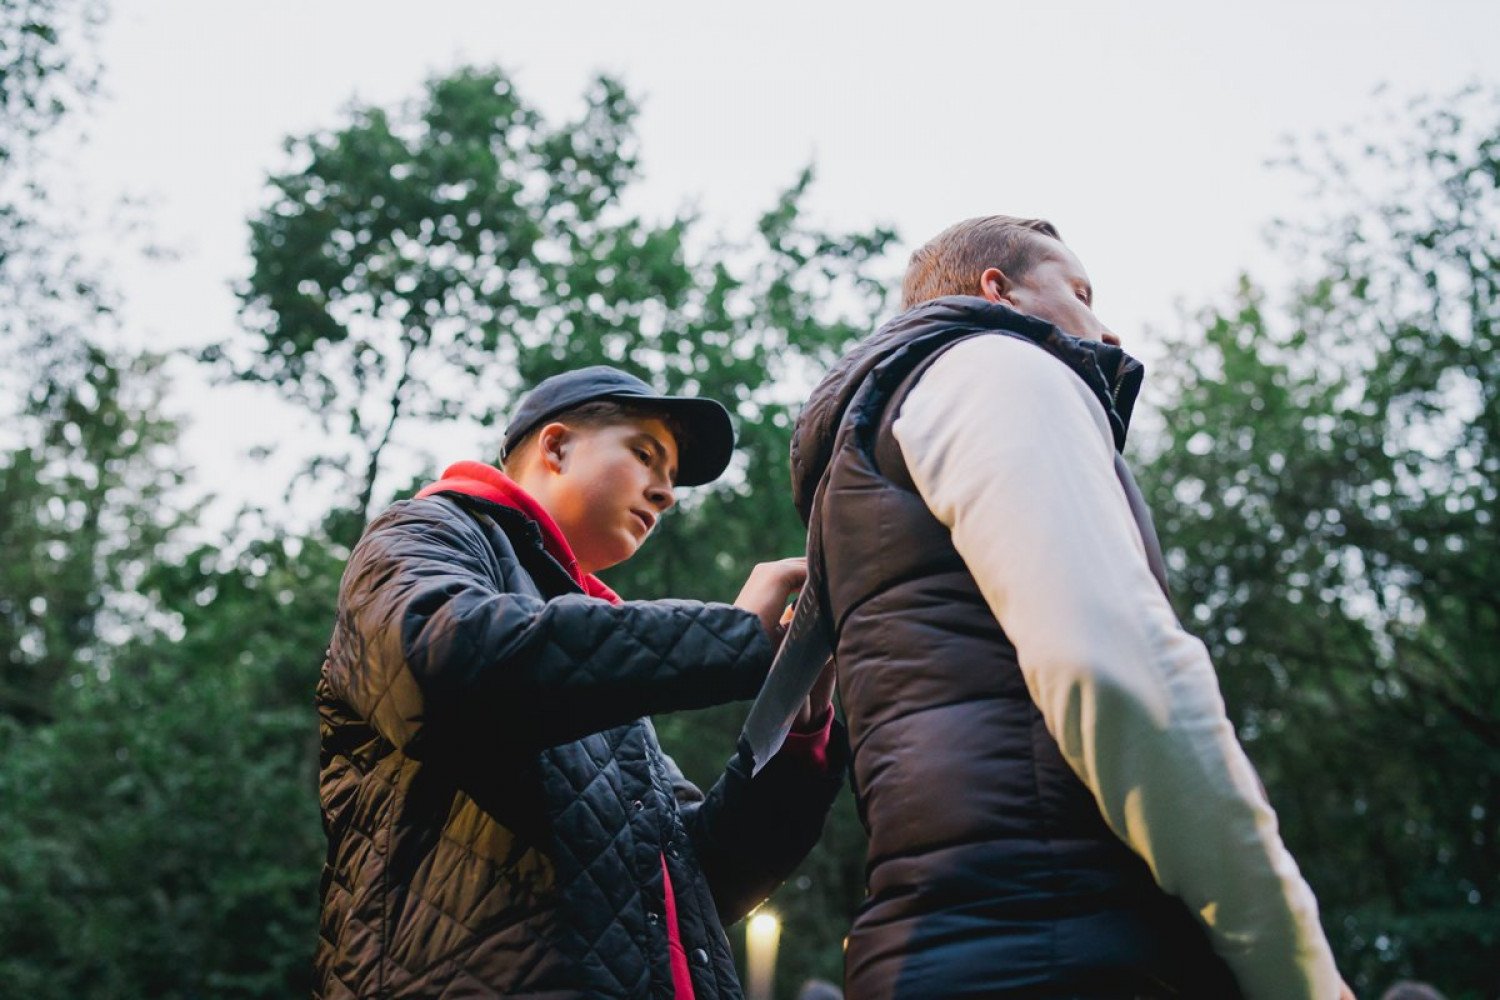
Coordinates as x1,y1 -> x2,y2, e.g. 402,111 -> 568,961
357,333 -> 419,523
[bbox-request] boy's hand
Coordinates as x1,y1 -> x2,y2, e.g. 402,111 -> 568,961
792,658 -> 836,731
733,557 -> 807,647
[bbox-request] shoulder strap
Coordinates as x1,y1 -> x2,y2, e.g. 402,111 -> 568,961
1113,454 -> 1173,600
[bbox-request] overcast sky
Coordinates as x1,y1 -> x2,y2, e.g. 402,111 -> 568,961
69,0 -> 1500,523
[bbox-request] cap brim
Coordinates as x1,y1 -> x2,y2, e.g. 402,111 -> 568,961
612,393 -> 734,487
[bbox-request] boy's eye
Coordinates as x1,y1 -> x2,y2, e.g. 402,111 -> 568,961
634,448 -> 652,464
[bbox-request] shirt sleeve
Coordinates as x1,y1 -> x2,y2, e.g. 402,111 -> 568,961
778,706 -> 835,771
891,334 -> 1341,1000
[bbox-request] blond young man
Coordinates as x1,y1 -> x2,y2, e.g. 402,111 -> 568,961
790,218 -> 1352,999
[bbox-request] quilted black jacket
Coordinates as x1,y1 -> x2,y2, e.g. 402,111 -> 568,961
314,493 -> 847,998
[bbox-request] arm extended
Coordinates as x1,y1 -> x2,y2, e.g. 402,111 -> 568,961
325,496 -> 773,754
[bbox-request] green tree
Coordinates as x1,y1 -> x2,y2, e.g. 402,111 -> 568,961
0,344 -> 184,726
1,0 -> 109,374
1,4 -> 326,996
0,523 -> 340,998
1,0 -> 103,289
0,0 -> 102,159
1144,87 -> 1500,998
0,0 -> 181,725
223,67 -> 892,556
225,64 -> 896,994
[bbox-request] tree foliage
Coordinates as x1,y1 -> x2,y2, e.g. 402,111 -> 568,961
0,526 -> 339,997
0,0 -> 102,157
1144,87 -> 1500,997
0,3 -> 324,995
0,0 -> 178,725
1,0 -> 107,353
223,66 -> 892,541
0,346 -> 182,723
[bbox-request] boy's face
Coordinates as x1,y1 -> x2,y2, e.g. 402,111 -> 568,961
985,240 -> 1120,347
546,416 -> 679,575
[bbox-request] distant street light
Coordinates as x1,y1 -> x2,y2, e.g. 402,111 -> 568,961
745,910 -> 782,1000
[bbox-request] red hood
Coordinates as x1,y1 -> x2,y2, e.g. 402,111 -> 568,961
415,460 -> 621,604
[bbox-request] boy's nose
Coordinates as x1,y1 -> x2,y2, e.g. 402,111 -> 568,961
648,484 -> 675,511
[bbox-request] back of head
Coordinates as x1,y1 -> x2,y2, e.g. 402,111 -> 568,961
1380,983 -> 1448,1000
901,214 -> 1060,310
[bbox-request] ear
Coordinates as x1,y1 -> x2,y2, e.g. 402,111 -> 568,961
535,422 -> 573,475
979,266 -> 1016,305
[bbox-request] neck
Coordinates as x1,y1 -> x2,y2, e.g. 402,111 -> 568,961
509,468 -> 549,509
510,470 -> 598,575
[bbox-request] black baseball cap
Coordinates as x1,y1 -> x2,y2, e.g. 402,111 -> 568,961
502,366 -> 735,487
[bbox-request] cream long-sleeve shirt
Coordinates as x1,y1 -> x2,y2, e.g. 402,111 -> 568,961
891,334 -> 1340,1000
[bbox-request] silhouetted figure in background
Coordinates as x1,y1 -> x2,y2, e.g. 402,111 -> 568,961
1380,982 -> 1447,1000
797,978 -> 843,1000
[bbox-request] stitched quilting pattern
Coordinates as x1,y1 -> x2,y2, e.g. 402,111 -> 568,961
314,499 -> 771,998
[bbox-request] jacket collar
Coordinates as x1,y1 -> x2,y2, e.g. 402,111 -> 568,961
416,460 -> 621,604
790,296 -> 1144,522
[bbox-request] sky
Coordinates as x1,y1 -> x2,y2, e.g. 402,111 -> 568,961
67,0 -> 1500,525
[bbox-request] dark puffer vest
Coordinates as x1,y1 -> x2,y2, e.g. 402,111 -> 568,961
314,492 -> 846,999
791,298 -> 1242,999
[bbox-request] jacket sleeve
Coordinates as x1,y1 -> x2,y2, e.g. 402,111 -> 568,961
892,335 -> 1342,1000
325,496 -> 774,754
665,723 -> 849,925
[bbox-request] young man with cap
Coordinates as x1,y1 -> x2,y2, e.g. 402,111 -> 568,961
314,366 -> 845,999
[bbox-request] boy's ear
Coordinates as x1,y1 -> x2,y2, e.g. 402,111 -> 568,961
979,266 -> 1015,305
536,422 -> 573,474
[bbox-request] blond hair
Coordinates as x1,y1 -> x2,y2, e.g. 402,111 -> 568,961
901,215 -> 1061,310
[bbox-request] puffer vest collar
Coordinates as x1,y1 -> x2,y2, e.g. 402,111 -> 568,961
791,296 -> 1144,524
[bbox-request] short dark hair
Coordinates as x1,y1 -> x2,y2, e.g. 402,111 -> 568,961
901,215 -> 1061,310
502,399 -> 685,473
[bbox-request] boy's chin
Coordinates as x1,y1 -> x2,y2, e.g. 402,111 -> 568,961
589,535 -> 642,574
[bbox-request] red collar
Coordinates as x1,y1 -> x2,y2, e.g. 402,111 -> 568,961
415,460 -> 621,604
